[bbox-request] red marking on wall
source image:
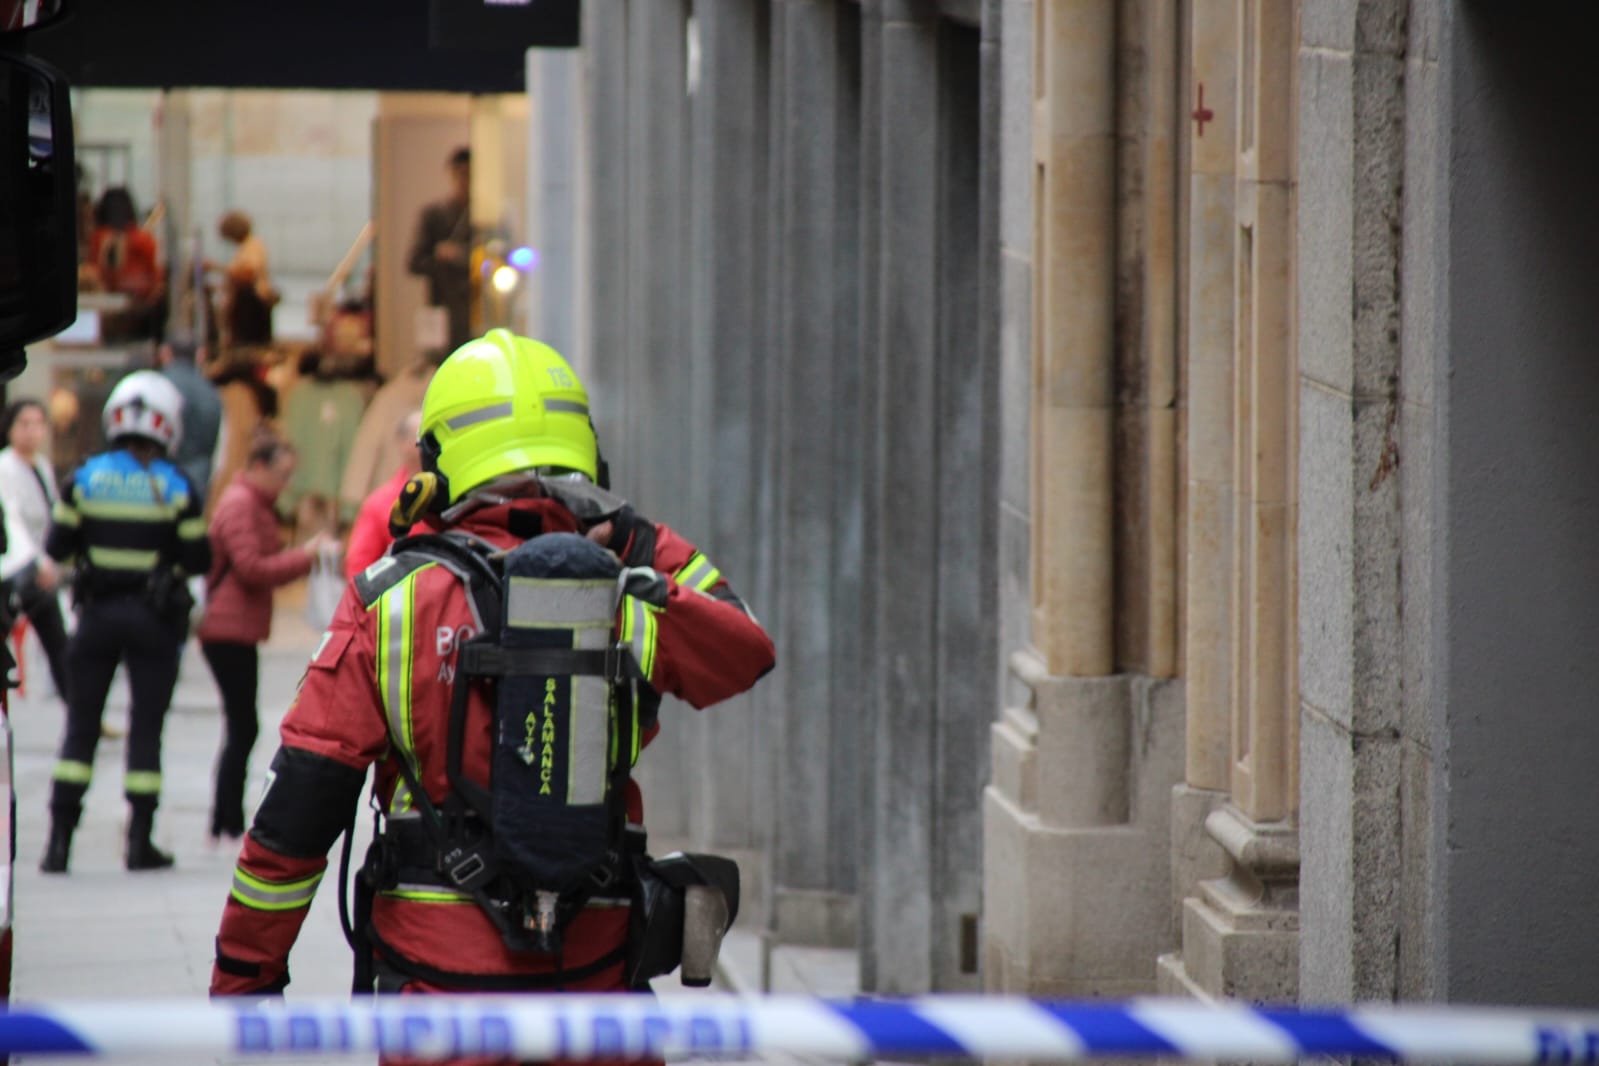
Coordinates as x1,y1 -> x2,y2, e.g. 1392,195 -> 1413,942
1192,83 -> 1215,137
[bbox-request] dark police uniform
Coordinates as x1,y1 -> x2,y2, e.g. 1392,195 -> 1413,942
43,446 -> 211,871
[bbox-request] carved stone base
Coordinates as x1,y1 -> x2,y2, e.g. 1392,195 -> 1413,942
982,651 -> 1186,996
1158,804 -> 1299,1000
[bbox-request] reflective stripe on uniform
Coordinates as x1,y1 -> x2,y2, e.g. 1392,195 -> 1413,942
373,564 -> 435,814
124,770 -> 162,795
52,760 -> 92,784
619,596 -> 659,683
76,499 -> 174,522
506,577 -> 615,630
674,552 -> 721,594
230,867 -> 324,912
86,545 -> 161,570
380,884 -> 475,904
50,500 -> 80,527
177,516 -> 208,539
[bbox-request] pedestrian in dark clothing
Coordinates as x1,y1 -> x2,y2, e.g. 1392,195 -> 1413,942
406,146 -> 474,356
197,432 -> 333,845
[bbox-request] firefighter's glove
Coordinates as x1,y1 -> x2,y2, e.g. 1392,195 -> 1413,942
621,567 -> 670,609
603,506 -> 658,567
389,472 -> 444,538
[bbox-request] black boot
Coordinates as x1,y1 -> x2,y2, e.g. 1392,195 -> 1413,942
126,808 -> 174,871
39,818 -> 74,874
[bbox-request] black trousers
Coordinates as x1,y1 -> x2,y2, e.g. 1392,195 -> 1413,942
49,597 -> 182,819
17,578 -> 70,702
200,641 -> 259,838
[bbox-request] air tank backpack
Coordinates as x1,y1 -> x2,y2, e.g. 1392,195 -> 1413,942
341,531 -> 739,992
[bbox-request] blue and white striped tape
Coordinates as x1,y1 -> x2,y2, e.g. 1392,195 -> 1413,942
1,995 -> 1596,1062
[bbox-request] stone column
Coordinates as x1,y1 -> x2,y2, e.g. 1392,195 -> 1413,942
524,50 -> 583,364
983,0 -> 1185,999
1162,0 -> 1300,1002
768,0 -> 860,949
1029,0 -> 1116,677
862,0 -> 942,995
1163,0 -> 1237,968
684,0 -> 773,862
618,0 -> 696,838
1295,0 -> 1415,1004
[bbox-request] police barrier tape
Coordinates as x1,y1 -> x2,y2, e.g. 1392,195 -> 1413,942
1,995 -> 1598,1062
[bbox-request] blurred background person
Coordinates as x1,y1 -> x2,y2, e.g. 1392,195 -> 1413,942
87,187 -> 166,343
40,372 -> 211,874
407,146 -> 473,357
157,336 -> 223,509
0,400 -> 70,706
196,431 -> 332,846
342,409 -> 421,578
210,210 -> 277,349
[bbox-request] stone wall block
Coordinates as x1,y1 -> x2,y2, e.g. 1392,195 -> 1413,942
1296,380 -> 1355,728
1295,49 -> 1354,395
1399,49 -> 1440,413
1354,0 -> 1408,57
1349,393 -> 1403,736
1168,784 -> 1231,936
1300,704 -> 1402,1002
1350,50 -> 1406,399
1130,678 -> 1185,826
1300,0 -> 1356,53
1183,477 -> 1233,790
998,0 -> 1035,257
1397,735 -> 1434,1000
1031,671 -> 1131,827
990,708 -> 1039,812
1398,397 -> 1433,745
999,251 -> 1033,515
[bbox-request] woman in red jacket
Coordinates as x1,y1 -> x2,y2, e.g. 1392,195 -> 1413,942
197,432 -> 335,845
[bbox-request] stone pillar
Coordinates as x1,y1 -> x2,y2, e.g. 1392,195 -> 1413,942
524,50 -> 583,364
684,0 -> 773,862
862,0 -> 942,995
983,0 -> 1186,999
580,0 -> 632,443
1163,0 -> 1237,962
768,0 -> 861,948
1029,0 -> 1116,678
1161,0 -> 1300,1002
616,0 -> 696,838
1295,0 -> 1410,1004
989,0 -> 1035,722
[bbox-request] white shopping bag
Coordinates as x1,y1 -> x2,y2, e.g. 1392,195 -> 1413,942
304,542 -> 345,632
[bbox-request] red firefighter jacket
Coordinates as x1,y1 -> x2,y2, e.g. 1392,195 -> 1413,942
211,493 -> 774,995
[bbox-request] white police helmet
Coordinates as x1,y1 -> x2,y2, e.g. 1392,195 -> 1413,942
102,370 -> 184,454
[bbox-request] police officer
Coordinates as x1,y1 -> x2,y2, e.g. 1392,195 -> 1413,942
210,331 -> 774,1031
41,370 -> 212,874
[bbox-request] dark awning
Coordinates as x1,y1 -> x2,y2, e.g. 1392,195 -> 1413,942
26,0 -> 580,93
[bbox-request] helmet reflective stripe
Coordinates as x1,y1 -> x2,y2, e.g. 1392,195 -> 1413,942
445,401 -> 514,431
373,564 -> 434,814
543,399 -> 589,416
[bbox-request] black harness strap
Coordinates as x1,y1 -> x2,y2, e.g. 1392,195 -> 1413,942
369,927 -> 627,991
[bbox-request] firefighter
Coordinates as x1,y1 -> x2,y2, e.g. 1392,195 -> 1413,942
210,331 -> 774,1019
41,370 -> 212,873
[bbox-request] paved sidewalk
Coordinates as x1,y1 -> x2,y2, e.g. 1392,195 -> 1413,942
5,590 -> 860,1065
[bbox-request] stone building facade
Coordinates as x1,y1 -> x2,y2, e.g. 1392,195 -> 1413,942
530,0 -> 1599,1006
